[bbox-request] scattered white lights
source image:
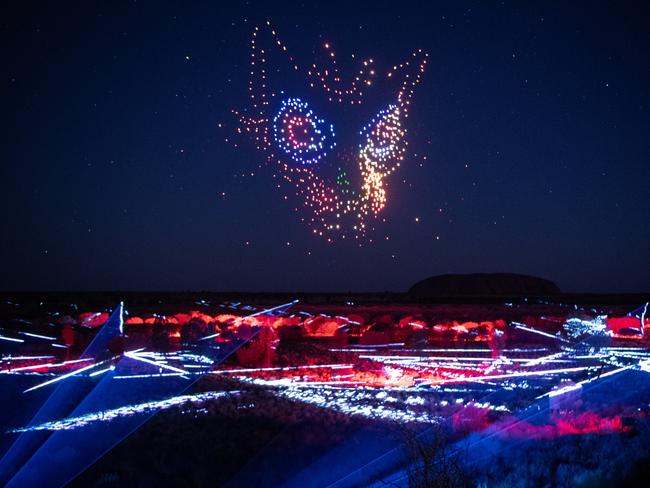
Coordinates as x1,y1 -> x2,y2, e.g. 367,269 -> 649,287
3,297 -> 650,447
563,316 -> 610,338
199,299 -> 298,341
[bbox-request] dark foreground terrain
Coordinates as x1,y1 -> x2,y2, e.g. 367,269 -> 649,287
0,292 -> 649,487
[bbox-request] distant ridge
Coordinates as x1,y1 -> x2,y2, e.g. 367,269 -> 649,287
409,272 -> 561,297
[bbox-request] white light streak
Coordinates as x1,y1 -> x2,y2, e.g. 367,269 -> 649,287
1,355 -> 55,361
113,373 -> 186,379
124,350 -> 189,376
23,360 -> 108,393
0,335 -> 24,343
3,357 -> 94,373
89,365 -> 116,377
18,332 -> 57,341
436,366 -> 593,385
9,391 -> 238,432
511,322 -> 570,342
213,363 -> 353,374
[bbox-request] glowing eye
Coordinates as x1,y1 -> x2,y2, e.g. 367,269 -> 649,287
358,105 -> 406,175
273,98 -> 335,165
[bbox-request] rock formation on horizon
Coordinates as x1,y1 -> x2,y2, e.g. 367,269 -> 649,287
409,272 -> 560,297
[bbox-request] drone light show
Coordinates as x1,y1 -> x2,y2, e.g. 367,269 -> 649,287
234,22 -> 427,240
4,1 -> 650,487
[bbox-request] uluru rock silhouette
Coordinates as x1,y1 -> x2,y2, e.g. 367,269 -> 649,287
409,272 -> 560,297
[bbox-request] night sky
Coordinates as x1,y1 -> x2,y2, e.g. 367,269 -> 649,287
3,1 -> 649,293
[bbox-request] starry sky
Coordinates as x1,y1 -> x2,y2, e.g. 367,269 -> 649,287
2,1 -> 649,293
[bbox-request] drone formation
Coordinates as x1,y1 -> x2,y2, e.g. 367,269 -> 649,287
233,22 -> 428,241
